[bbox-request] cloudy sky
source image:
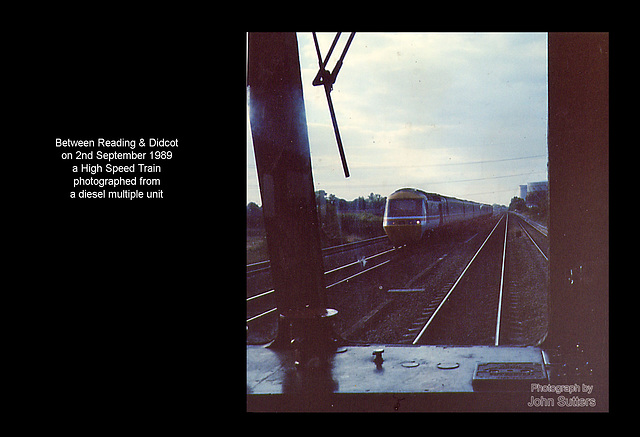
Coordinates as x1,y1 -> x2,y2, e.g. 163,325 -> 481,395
247,32 -> 548,206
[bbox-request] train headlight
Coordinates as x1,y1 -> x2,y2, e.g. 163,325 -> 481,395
415,220 -> 421,225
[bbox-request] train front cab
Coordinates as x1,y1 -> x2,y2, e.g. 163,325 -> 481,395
383,191 -> 426,246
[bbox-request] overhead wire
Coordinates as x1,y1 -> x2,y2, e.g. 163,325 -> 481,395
248,154 -> 547,171
308,169 -> 547,190
325,154 -> 547,170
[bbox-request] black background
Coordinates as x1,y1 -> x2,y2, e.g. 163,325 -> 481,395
38,15 -> 226,408
35,26 -> 613,414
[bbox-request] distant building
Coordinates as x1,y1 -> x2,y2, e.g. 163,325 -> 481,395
525,181 -> 548,207
527,181 -> 548,194
520,185 -> 528,200
517,181 -> 548,206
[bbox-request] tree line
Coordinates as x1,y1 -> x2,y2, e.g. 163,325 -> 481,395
508,190 -> 548,223
247,191 -> 387,244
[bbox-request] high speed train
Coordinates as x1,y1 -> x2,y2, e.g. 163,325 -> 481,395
383,188 -> 493,246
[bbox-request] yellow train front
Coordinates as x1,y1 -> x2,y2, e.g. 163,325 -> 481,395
383,188 -> 430,246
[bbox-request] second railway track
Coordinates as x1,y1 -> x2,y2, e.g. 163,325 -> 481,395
246,235 -> 396,342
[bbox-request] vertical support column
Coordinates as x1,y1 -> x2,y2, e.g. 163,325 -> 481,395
546,33 -> 608,387
248,32 -> 337,351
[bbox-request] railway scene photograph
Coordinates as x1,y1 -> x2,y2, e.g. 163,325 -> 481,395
246,33 -> 608,411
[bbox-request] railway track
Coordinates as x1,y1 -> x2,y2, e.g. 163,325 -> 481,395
246,235 -> 390,275
246,235 -> 394,327
406,212 -> 548,346
515,213 -> 548,260
410,214 -> 507,345
247,213 -> 549,346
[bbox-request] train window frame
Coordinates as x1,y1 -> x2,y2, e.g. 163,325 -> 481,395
248,32 -> 551,349
248,32 -> 608,411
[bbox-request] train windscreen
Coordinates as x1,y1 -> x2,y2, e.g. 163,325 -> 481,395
248,32 -> 549,348
387,199 -> 423,217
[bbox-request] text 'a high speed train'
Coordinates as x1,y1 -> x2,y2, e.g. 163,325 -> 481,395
383,188 -> 493,246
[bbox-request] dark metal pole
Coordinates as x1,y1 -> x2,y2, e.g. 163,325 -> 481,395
323,86 -> 350,178
248,32 -> 337,351
311,32 -> 354,178
546,33 -> 608,386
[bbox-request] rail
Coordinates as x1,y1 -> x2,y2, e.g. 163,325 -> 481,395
409,212 -> 547,346
494,213 -> 509,346
512,212 -> 548,236
412,214 -> 506,344
247,241 -> 395,324
517,218 -> 548,261
325,247 -> 395,289
246,235 -> 389,275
